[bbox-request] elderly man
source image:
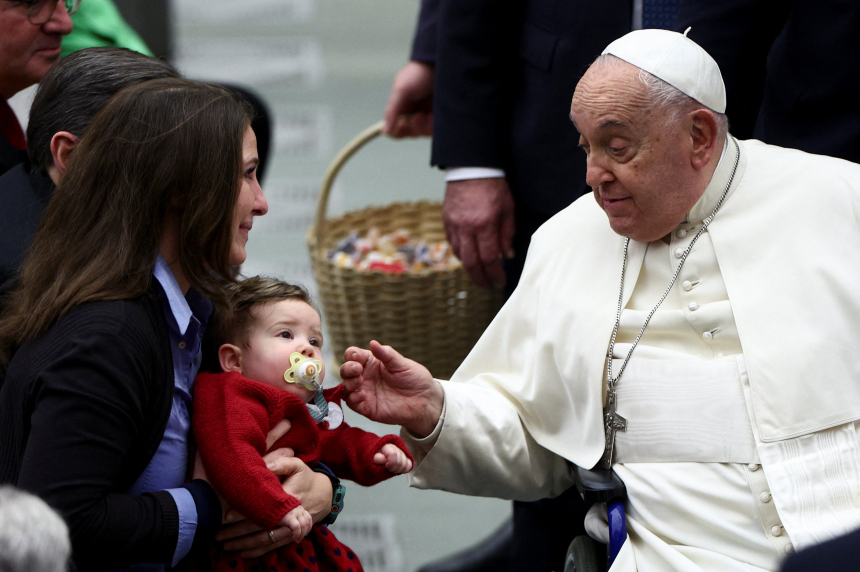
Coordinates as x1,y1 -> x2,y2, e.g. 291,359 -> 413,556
0,0 -> 74,175
342,29 -> 860,571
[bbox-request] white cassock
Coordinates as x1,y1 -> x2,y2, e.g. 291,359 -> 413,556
402,137 -> 860,571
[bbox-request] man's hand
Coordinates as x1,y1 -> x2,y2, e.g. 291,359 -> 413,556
382,60 -> 434,138
373,443 -> 414,474
340,340 -> 443,438
443,178 -> 516,289
278,506 -> 313,543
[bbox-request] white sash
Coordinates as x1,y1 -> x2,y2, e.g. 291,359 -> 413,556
612,349 -> 758,464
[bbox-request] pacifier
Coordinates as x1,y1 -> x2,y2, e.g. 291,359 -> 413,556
284,352 -> 323,391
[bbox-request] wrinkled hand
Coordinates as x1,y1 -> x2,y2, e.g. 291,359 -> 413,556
382,60 -> 434,138
443,178 -> 515,289
279,505 -> 313,543
373,443 -> 413,474
341,340 -> 443,438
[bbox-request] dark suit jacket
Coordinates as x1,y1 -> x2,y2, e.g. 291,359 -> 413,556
677,0 -> 860,163
0,163 -> 54,299
429,0 -> 632,217
780,526 -> 860,572
0,134 -> 27,179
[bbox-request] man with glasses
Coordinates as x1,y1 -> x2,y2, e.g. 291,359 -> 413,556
0,0 -> 76,176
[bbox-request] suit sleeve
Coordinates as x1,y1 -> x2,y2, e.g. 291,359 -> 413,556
676,0 -> 791,139
410,0 -> 439,63
430,0 -> 522,169
193,374 -> 300,529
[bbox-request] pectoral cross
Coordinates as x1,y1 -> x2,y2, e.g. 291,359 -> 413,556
600,387 -> 627,469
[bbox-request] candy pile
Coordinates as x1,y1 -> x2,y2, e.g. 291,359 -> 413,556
328,228 -> 461,274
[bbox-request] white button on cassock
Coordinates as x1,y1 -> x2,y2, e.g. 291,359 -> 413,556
682,280 -> 693,291
688,302 -> 699,311
771,525 -> 783,537
784,544 -> 794,554
748,464 -> 760,471
677,228 -> 687,238
703,332 -> 713,341
760,492 -> 772,503
674,248 -> 685,259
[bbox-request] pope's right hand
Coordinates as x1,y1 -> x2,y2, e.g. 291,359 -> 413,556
340,340 -> 443,438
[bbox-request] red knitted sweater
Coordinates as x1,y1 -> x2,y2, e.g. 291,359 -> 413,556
193,371 -> 413,529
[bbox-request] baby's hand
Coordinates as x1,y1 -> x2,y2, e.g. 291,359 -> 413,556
278,505 -> 313,543
373,443 -> 413,474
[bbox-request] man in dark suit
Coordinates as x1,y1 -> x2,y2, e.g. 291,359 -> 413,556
677,0 -> 860,163
0,0 -> 74,176
388,0 -> 633,295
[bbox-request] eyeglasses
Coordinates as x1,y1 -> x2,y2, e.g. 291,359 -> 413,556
13,0 -> 81,25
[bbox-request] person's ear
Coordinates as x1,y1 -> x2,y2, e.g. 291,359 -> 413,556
49,131 -> 79,177
219,344 -> 244,373
688,109 -> 720,170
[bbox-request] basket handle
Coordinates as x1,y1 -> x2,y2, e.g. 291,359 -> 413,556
314,120 -> 385,248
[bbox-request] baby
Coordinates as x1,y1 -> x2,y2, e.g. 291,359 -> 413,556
193,276 -> 413,572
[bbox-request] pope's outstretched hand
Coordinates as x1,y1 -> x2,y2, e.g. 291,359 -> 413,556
340,340 -> 444,438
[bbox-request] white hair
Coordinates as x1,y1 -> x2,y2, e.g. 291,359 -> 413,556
0,486 -> 71,572
593,54 -> 729,140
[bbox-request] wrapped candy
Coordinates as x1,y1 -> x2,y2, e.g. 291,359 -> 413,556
327,228 -> 460,275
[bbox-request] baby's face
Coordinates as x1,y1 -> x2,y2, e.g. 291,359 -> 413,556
241,299 -> 325,402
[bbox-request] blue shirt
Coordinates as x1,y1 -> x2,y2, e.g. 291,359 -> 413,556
116,257 -> 212,571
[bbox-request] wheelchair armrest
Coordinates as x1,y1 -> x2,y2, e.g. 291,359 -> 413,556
572,465 -> 627,504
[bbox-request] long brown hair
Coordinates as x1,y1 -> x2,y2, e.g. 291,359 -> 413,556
0,78 -> 253,370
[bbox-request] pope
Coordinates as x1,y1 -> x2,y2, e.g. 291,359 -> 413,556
340,29 -> 860,572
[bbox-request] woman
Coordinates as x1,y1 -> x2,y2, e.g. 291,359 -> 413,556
0,78 -> 332,571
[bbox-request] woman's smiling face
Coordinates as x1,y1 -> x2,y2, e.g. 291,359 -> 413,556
229,126 -> 268,266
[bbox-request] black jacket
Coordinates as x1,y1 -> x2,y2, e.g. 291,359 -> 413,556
0,132 -> 27,179
0,282 -> 219,571
677,0 -> 860,163
0,163 -> 54,299
429,0 -> 632,216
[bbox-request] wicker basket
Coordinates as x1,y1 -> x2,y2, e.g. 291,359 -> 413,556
307,121 -> 503,379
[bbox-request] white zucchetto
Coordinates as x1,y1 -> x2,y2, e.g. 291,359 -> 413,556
602,28 -> 727,113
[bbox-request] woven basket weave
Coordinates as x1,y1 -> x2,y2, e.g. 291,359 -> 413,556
307,121 -> 503,379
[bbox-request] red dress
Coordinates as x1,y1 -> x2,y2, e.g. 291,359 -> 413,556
193,371 -> 413,572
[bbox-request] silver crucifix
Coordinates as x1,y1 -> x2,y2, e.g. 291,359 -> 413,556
600,387 -> 627,469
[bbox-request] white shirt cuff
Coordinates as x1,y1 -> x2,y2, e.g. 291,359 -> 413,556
445,167 -> 506,182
